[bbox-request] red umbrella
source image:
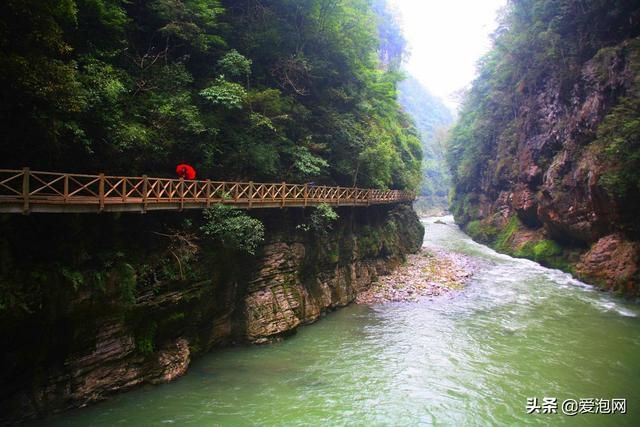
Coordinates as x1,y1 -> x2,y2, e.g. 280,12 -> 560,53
176,163 -> 196,180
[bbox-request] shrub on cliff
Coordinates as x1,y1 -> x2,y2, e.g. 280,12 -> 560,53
297,203 -> 339,234
201,205 -> 264,255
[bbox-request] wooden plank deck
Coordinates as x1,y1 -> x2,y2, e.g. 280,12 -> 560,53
0,168 -> 415,214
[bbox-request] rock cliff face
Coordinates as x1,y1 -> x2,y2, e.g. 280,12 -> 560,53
0,204 -> 423,424
451,33 -> 640,293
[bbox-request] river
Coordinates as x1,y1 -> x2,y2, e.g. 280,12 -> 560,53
42,216 -> 640,426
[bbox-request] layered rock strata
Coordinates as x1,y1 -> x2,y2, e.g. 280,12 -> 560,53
0,204 -> 423,424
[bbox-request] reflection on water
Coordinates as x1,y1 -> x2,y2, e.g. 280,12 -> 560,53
42,216 -> 640,426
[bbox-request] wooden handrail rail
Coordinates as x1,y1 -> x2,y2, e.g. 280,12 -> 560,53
0,168 -> 416,214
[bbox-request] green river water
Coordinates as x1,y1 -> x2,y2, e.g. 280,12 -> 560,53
42,216 -> 640,426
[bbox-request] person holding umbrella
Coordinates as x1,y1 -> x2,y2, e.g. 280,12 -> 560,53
176,163 -> 196,180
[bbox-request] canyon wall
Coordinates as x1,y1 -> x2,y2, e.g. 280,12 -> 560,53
0,204 -> 423,424
447,2 -> 640,293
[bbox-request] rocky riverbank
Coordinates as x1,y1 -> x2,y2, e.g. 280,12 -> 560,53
355,245 -> 476,304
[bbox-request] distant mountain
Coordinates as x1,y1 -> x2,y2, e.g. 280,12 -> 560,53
397,76 -> 454,210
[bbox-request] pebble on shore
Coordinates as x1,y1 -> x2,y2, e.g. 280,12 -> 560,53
355,246 -> 476,304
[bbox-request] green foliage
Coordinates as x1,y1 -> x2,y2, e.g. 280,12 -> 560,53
298,203 -> 339,234
61,267 -> 85,291
463,217 -> 568,271
515,239 -> 560,259
450,191 -> 480,225
200,205 -> 265,254
447,0 -> 640,227
513,241 -> 535,259
135,321 -> 157,356
151,0 -> 225,51
514,239 -> 566,270
290,146 -> 329,179
0,0 -> 420,192
594,97 -> 640,198
217,49 -> 252,78
465,220 -> 498,243
532,240 -> 562,260
357,226 -> 378,257
494,216 -> 521,252
200,77 -> 247,109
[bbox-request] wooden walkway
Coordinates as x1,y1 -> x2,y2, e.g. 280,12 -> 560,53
0,168 -> 415,214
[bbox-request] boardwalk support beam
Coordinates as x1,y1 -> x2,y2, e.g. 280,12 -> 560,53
304,183 -> 308,207
281,182 -> 286,208
22,167 -> 29,214
179,178 -> 184,211
99,173 -> 105,212
206,180 -> 211,208
142,175 -> 148,213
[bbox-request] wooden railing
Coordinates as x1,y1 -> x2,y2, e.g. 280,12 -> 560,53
0,168 -> 415,213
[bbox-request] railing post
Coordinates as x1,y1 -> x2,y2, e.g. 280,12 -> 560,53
122,178 -> 127,203
206,180 -> 211,208
142,175 -> 148,213
63,174 -> 69,203
22,167 -> 29,214
304,183 -> 308,207
336,186 -> 340,207
281,181 -> 286,208
154,179 -> 160,202
248,181 -> 254,209
179,177 -> 184,211
98,173 -> 105,212
367,189 -> 371,206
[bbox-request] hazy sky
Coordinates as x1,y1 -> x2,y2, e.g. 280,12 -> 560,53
389,0 -> 506,110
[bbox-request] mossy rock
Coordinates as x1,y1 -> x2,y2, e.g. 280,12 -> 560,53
466,220 -> 498,243
532,240 -> 562,259
514,239 -> 573,272
494,216 -> 521,252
